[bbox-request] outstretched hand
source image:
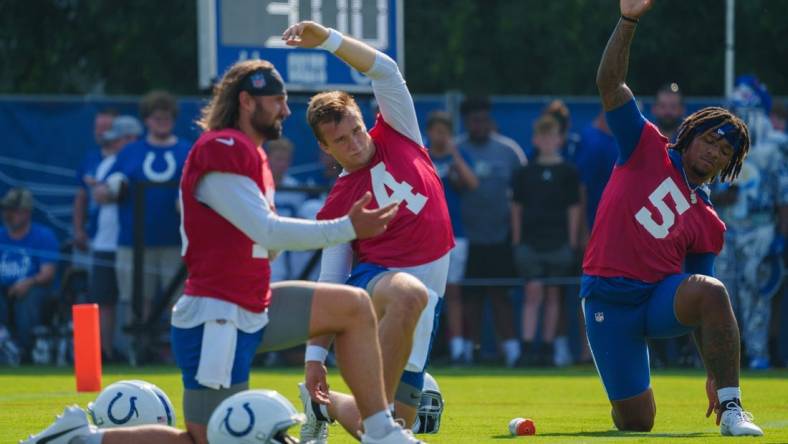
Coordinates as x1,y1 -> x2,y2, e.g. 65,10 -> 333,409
282,21 -> 330,48
705,375 -> 722,425
347,192 -> 399,239
621,0 -> 653,19
305,361 -> 331,405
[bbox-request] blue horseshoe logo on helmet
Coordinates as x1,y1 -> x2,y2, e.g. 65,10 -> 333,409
223,402 -> 255,437
107,392 -> 139,424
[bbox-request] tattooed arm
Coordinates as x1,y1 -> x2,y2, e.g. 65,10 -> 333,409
596,0 -> 653,111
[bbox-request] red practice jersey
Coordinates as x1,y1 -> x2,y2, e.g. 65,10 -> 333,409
317,115 -> 454,267
180,128 -> 276,312
583,122 -> 726,283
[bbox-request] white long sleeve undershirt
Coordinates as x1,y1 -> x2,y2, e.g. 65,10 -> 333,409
365,52 -> 424,146
195,172 -> 356,252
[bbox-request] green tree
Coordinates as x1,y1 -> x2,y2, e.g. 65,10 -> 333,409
1,0 -> 785,95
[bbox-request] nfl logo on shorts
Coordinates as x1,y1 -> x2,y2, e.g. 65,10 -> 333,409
595,312 -> 604,323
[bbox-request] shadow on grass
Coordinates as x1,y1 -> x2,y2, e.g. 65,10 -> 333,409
490,431 -> 708,439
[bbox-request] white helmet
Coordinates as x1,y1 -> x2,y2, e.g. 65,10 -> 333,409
87,380 -> 176,428
412,373 -> 444,434
208,389 -> 305,444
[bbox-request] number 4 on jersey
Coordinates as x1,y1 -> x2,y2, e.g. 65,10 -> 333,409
370,162 -> 427,214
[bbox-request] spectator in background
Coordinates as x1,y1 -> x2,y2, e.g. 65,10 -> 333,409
457,96 -> 526,367
426,111 -> 478,364
0,188 -> 58,361
544,99 -> 582,161
511,115 -> 581,366
76,115 -> 143,361
72,108 -> 117,252
542,99 -> 583,366
265,137 -> 309,283
651,83 -> 686,141
95,90 -> 191,349
716,75 -> 788,369
572,110 -> 618,364
575,110 -> 619,230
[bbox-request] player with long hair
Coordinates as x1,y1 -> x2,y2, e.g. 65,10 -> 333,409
23,59 -> 420,444
581,0 -> 762,436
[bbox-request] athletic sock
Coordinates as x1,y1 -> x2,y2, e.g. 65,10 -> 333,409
362,409 -> 397,439
717,387 -> 742,407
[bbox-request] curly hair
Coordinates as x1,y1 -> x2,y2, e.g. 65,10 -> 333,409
670,107 -> 750,183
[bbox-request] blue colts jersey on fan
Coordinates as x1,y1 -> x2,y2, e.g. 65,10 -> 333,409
0,223 -> 59,286
109,138 -> 191,247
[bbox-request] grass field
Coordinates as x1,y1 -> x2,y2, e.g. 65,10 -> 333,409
2,365 -> 786,443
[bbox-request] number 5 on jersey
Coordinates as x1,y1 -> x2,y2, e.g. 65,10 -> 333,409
635,177 -> 690,239
370,162 -> 427,214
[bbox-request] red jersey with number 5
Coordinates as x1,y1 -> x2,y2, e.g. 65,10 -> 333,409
317,115 -> 454,267
583,121 -> 726,283
180,128 -> 276,312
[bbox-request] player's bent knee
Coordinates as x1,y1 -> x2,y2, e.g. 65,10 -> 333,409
388,280 -> 428,317
614,415 -> 654,432
342,287 -> 377,323
693,275 -> 731,311
612,407 -> 654,432
611,390 -> 655,432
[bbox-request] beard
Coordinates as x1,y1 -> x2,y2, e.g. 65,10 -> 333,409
656,116 -> 682,134
251,106 -> 283,140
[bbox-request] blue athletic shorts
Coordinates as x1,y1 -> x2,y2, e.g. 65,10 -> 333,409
346,262 -> 442,391
582,273 -> 695,400
171,324 -> 265,390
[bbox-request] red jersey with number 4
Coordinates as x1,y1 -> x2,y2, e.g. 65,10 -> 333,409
317,115 -> 454,267
583,121 -> 726,283
180,128 -> 276,312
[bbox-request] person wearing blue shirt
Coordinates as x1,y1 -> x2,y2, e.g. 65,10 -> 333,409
74,114 -> 143,361
73,109 -> 116,251
0,188 -> 59,361
94,91 -> 191,337
426,111 -> 478,364
574,110 -> 619,229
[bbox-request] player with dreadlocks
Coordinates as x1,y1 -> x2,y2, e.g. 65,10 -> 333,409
579,0 -> 763,437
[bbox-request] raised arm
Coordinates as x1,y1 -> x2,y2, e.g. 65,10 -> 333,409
283,21 -> 422,145
596,0 -> 652,111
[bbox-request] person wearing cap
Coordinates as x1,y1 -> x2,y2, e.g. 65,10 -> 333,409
73,114 -> 142,362
581,1 -> 761,436
93,91 -> 191,349
0,187 -> 59,361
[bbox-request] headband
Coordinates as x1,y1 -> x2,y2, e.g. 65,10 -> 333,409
688,118 -> 745,155
239,68 -> 286,96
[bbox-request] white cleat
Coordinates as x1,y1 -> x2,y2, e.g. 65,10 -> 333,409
20,405 -> 93,444
361,425 -> 426,444
298,382 -> 330,444
720,401 -> 764,436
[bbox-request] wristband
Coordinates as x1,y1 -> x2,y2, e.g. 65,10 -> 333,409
318,28 -> 343,53
621,15 -> 639,24
305,345 -> 329,363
